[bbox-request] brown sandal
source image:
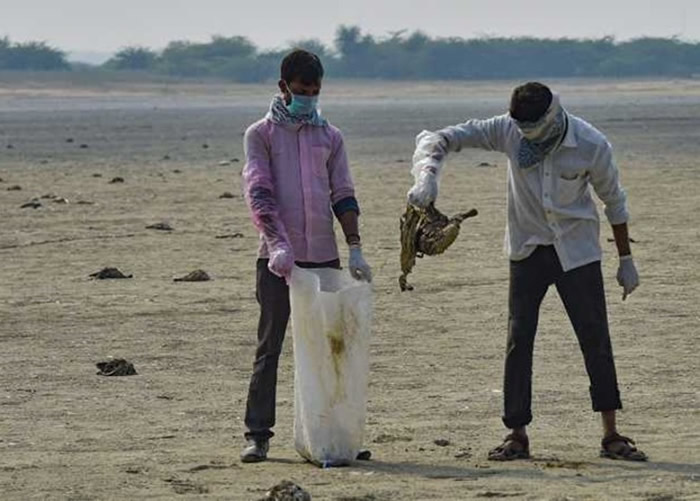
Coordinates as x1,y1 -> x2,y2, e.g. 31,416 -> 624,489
600,433 -> 648,461
488,433 -> 531,461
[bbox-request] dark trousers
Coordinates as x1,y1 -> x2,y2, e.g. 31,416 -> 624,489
244,258 -> 340,441
503,245 -> 622,429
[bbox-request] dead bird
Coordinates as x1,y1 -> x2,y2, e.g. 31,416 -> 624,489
146,222 -> 174,231
399,203 -> 478,291
96,358 -> 137,376
89,267 -> 133,279
174,270 -> 211,282
258,481 -> 311,501
20,199 -> 42,209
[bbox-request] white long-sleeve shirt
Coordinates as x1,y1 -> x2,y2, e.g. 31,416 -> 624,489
438,113 -> 628,271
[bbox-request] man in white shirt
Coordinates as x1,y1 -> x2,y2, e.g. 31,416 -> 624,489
408,82 -> 646,461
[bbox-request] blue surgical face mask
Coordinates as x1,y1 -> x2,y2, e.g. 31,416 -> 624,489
287,93 -> 319,116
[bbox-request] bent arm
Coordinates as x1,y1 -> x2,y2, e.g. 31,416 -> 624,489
242,127 -> 292,254
437,114 -> 512,154
328,131 -> 362,244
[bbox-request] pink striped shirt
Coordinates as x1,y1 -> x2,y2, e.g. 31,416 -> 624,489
243,118 -> 356,263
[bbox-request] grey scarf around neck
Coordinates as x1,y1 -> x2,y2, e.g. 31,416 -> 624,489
266,95 -> 327,127
514,93 -> 568,169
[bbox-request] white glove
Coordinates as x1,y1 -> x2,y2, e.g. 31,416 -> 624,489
407,169 -> 438,208
268,246 -> 294,281
349,245 -> 372,282
616,255 -> 639,301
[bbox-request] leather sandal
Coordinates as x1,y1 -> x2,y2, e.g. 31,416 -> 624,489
488,433 -> 531,461
600,432 -> 647,461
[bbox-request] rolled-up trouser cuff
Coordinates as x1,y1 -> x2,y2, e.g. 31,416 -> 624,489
591,386 -> 623,413
244,429 -> 274,441
502,412 -> 533,430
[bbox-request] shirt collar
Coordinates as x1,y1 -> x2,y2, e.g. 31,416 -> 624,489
560,114 -> 577,148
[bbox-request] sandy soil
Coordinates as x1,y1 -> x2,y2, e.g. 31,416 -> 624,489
1,79 -> 699,500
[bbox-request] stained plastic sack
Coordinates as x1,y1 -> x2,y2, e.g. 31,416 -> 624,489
289,266 -> 373,467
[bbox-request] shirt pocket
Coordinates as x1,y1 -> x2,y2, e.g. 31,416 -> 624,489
556,172 -> 588,206
311,145 -> 330,179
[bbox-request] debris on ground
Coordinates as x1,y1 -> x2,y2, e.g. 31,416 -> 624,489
164,476 -> 209,495
109,177 -> 125,184
7,185 -> 22,191
174,270 -> 211,282
219,191 -> 236,199
96,358 -> 137,376
607,237 -> 638,243
76,200 -> 95,205
399,203 -> 478,291
20,199 -> 42,209
53,197 -> 69,204
89,267 -> 133,279
218,160 -> 231,166
146,222 -> 174,231
92,173 -> 102,178
477,162 -> 496,167
215,233 -> 244,239
79,144 -> 89,149
434,439 -> 451,447
258,481 -> 311,501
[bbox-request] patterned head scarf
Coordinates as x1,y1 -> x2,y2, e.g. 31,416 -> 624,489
266,95 -> 327,127
512,93 -> 568,169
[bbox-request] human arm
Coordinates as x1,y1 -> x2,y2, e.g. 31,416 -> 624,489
408,115 -> 512,207
328,132 -> 372,281
589,141 -> 639,300
242,126 -> 294,280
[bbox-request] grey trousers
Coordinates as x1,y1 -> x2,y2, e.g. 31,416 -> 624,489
244,258 -> 340,441
503,245 -> 622,429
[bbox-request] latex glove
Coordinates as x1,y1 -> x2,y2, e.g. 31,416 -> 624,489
268,246 -> 294,281
407,169 -> 439,208
349,245 -> 372,282
616,255 -> 639,301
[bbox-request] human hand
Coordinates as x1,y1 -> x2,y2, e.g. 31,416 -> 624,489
616,255 -> 639,300
268,246 -> 294,281
349,245 -> 372,282
407,169 -> 438,208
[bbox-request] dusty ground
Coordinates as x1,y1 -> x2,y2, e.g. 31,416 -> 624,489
1,78 -> 699,500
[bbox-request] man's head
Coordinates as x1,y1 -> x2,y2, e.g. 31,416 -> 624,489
509,82 -> 553,123
278,49 -> 324,104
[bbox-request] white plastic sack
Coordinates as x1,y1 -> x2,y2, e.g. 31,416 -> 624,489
289,266 -> 373,467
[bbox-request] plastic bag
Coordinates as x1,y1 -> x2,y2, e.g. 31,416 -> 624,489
408,130 -> 448,207
289,266 -> 373,467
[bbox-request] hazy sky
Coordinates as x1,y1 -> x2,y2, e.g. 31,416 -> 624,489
1,0 -> 698,55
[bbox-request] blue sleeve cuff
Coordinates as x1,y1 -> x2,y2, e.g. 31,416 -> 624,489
332,196 -> 360,217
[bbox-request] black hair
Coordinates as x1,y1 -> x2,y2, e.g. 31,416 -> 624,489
509,82 -> 553,122
280,49 -> 324,85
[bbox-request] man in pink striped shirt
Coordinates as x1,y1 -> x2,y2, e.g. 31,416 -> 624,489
240,49 -> 372,463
